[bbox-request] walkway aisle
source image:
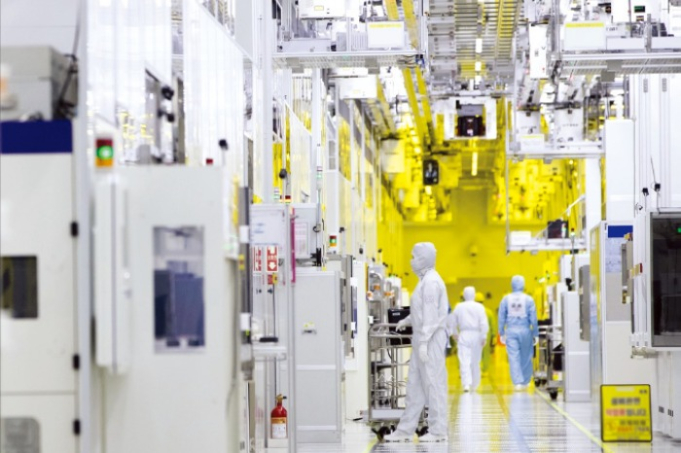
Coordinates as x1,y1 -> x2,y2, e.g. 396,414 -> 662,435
286,349 -> 681,452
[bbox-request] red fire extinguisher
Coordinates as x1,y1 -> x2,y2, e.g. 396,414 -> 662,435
271,394 -> 288,439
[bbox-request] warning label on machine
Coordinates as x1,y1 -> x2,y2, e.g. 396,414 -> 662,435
601,385 -> 652,442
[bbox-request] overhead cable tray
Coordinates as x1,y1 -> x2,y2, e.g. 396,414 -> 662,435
275,18 -> 420,70
507,236 -> 588,253
508,139 -> 603,159
558,52 -> 681,76
274,49 -> 418,70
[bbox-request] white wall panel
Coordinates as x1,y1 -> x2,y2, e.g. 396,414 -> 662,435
667,75 -> 681,208
604,119 -> 634,222
88,0 -> 244,252
88,0 -> 173,140
289,112 -> 312,202
143,0 -> 172,84
183,0 -> 243,166
183,0 -> 244,253
0,0 -> 78,53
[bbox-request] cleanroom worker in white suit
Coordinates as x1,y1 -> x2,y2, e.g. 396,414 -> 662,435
450,287 -> 489,392
498,275 -> 539,391
385,243 -> 449,443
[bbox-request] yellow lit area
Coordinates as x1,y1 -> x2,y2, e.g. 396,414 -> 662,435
377,101 -> 584,320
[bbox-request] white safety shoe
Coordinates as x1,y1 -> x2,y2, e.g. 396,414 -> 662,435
419,433 -> 448,443
463,385 -> 471,393
514,384 -> 526,392
383,431 -> 412,443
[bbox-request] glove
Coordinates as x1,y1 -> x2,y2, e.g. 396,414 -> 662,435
419,343 -> 429,363
396,319 -> 409,332
533,337 -> 539,346
500,335 -> 506,345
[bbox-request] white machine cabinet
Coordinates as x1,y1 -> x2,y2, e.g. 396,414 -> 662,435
298,0 -> 345,19
589,222 -> 654,404
633,211 -> 681,349
94,166 -> 239,453
631,211 -> 681,438
294,269 -> 342,443
562,292 -> 591,402
0,120 -> 78,453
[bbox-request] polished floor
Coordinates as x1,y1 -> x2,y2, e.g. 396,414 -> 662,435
278,347 -> 681,452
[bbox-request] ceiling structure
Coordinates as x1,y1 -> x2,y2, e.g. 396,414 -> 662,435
428,0 -> 521,94
320,1 -> 573,226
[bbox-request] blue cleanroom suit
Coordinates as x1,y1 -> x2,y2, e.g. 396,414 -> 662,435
498,275 -> 538,387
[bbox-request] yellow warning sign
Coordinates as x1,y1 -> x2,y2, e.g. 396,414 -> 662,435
368,22 -> 403,29
565,22 -> 605,28
601,385 -> 652,442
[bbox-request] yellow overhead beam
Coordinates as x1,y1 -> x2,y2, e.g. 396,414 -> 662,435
385,0 -> 428,145
376,81 -> 397,134
384,0 -> 399,20
401,0 -> 420,50
402,67 -> 430,146
368,102 -> 388,136
414,67 -> 434,140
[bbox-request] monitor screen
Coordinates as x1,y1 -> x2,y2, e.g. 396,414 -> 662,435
650,213 -> 681,347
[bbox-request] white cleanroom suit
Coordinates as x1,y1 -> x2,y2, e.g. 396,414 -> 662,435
450,287 -> 489,391
386,243 -> 449,443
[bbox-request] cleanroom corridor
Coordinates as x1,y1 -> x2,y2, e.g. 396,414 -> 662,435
271,353 -> 681,452
2,0 -> 681,452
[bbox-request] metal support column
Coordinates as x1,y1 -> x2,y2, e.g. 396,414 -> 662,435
584,158 -> 602,249
256,0 -> 274,201
75,0 -> 92,450
311,69 -> 322,204
285,208 -> 298,451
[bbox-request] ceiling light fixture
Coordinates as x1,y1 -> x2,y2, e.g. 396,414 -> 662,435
475,38 -> 483,53
472,151 -> 479,176
475,61 -> 482,72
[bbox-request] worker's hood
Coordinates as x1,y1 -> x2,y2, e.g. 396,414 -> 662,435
463,286 -> 476,302
410,242 -> 436,278
475,292 -> 485,303
511,275 -> 525,292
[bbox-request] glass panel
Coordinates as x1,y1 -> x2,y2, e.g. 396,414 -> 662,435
1,418 -> 40,453
651,214 -> 681,347
1,256 -> 38,319
145,71 -> 162,150
153,227 -> 205,352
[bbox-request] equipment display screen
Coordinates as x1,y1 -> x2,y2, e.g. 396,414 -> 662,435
1,256 -> 38,319
153,226 -> 205,352
650,213 -> 681,347
423,159 -> 440,185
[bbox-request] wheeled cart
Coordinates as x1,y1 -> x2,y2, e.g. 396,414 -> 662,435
367,323 -> 427,440
534,325 -> 563,400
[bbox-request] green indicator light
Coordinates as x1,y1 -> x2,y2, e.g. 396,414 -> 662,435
677,227 -> 681,234
97,145 -> 114,160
